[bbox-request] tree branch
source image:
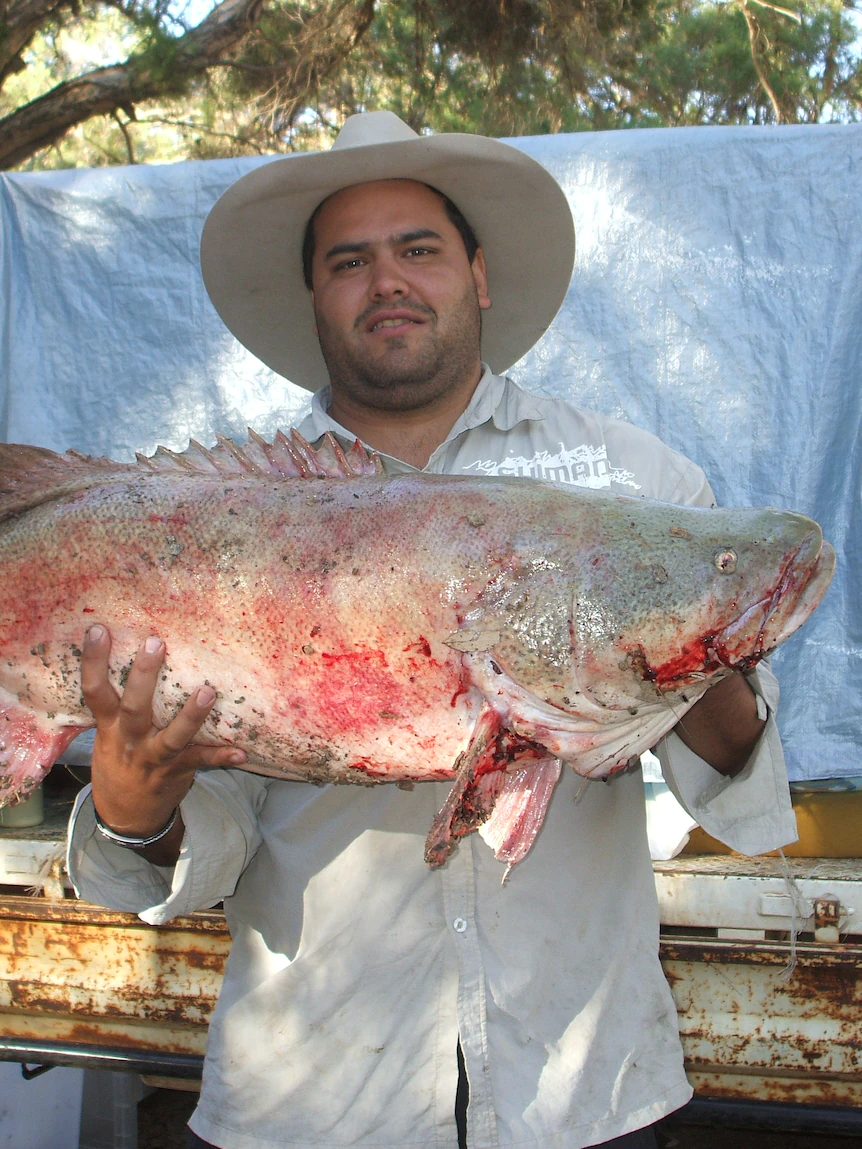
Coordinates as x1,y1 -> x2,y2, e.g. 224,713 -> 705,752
738,1 -> 785,122
0,0 -> 69,85
111,107 -> 136,161
0,0 -> 265,167
137,112 -> 269,151
747,0 -> 801,25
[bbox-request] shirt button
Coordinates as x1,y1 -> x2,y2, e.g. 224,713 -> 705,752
453,918 -> 467,933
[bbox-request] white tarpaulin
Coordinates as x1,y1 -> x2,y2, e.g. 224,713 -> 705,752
1,123 -> 858,780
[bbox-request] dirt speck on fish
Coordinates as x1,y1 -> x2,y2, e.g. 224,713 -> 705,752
0,431 -> 835,867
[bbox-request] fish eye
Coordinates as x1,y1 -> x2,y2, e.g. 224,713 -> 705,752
714,547 -> 738,574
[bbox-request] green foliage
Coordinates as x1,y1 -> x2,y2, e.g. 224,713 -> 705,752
223,0 -> 862,140
3,0 -> 861,171
614,0 -> 862,125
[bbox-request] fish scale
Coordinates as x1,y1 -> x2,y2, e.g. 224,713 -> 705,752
0,431 -> 835,868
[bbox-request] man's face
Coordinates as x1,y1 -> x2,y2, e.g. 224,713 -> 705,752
309,180 -> 491,413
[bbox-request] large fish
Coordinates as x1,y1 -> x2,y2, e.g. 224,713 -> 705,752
0,432 -> 834,866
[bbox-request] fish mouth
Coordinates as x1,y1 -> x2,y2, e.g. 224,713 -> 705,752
715,530 -> 835,667
760,533 -> 835,650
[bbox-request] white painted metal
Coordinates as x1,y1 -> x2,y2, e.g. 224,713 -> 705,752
654,856 -> 862,937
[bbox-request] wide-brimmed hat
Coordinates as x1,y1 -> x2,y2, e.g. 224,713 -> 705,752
200,110 -> 575,392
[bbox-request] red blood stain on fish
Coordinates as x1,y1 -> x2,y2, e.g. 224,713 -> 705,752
643,636 -> 717,686
450,681 -> 469,707
349,756 -> 454,780
404,637 -> 432,657
289,645 -> 459,739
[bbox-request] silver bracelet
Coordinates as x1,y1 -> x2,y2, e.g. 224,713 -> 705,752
93,805 -> 179,849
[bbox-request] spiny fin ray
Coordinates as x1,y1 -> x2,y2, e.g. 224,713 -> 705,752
0,430 -> 383,520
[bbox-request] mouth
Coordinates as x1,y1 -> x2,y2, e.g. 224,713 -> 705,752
760,534 -> 836,651
363,310 -> 428,335
714,531 -> 836,667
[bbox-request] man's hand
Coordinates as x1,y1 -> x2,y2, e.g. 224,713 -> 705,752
673,670 -> 766,778
81,625 -> 246,866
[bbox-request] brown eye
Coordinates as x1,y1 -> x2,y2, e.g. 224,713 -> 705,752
714,548 -> 738,574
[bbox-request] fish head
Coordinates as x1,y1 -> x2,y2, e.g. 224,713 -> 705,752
568,499 -> 835,710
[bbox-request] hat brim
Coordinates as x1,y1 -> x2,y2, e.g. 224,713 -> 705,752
200,133 -> 575,392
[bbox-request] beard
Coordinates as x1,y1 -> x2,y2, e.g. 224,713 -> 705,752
314,286 -> 483,414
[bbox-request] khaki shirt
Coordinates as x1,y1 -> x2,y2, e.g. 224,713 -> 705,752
68,370 -> 796,1149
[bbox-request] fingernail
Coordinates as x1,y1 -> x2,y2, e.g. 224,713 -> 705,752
227,750 -> 246,764
197,685 -> 215,706
144,636 -> 162,654
87,625 -> 104,643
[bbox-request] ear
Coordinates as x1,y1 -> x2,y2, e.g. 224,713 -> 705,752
471,249 -> 492,311
309,289 -> 318,336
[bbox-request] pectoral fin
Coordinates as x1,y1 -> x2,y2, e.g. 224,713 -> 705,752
478,758 -> 562,871
424,705 -> 559,870
443,626 -> 503,653
425,705 -> 501,867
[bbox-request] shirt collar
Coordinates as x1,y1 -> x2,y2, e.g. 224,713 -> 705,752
302,365 -> 545,467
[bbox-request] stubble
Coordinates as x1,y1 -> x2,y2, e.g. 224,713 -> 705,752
314,282 -> 484,414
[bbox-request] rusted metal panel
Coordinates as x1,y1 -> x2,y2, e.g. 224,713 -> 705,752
1,891 -> 861,1108
0,1013 -> 210,1057
0,897 -> 227,931
683,1070 -> 862,1108
0,895 -> 229,1058
660,936 -> 862,1107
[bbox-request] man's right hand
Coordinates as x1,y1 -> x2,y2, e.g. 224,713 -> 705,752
81,624 -> 246,866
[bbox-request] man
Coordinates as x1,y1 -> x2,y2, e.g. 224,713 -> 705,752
68,111 -> 796,1149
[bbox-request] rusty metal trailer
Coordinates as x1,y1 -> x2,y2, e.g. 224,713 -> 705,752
1,790 -> 861,1135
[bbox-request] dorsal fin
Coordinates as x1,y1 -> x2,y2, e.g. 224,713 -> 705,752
135,430 -> 383,478
0,430 -> 383,522
0,444 -> 136,521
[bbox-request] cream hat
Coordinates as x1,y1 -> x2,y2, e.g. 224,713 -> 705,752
200,111 -> 575,392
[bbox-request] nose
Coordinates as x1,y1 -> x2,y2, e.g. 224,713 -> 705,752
369,252 -> 409,300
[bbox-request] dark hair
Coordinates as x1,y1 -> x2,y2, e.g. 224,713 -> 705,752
301,183 -> 480,290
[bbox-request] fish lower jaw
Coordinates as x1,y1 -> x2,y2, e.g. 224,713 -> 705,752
762,538 -> 836,650
462,652 -> 695,780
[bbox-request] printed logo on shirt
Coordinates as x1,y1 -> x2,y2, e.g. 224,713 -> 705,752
462,443 -> 642,490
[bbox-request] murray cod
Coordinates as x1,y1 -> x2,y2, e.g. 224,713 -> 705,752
0,431 -> 834,867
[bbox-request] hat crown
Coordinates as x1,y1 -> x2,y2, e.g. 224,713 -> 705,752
331,110 -> 419,152
201,111 -> 575,391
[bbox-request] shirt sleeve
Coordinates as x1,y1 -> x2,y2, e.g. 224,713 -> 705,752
66,768 -> 269,925
654,660 -> 798,855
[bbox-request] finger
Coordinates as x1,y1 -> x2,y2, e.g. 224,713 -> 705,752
171,744 -> 247,770
150,684 -> 220,761
115,637 -> 167,736
80,625 -> 121,721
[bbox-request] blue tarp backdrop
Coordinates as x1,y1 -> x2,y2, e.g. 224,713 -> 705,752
1,123 -> 858,780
